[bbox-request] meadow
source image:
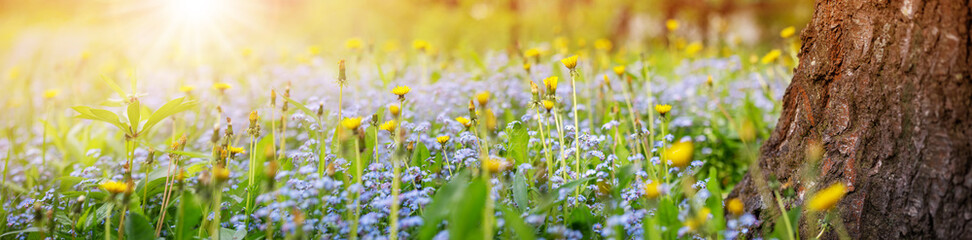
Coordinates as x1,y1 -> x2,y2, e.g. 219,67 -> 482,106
0,1 -> 854,239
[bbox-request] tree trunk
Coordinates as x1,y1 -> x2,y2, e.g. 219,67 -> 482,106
728,0 -> 972,239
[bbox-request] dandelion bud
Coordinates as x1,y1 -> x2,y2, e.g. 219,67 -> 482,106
249,111 -> 259,125
270,89 -> 277,107
706,75 -> 713,87
282,83 -> 291,112
530,81 -> 539,96
211,124 -> 221,144
317,104 -> 324,117
468,99 -> 476,114
407,141 -> 414,152
603,74 -> 611,89
338,59 -> 347,85
146,149 -> 156,165
523,63 -> 531,73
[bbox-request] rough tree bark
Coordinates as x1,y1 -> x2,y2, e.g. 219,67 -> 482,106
729,0 -> 972,239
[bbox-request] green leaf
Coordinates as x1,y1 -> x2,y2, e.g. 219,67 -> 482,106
219,228 -> 247,240
140,97 -> 196,135
281,94 -> 318,118
450,178 -> 487,240
410,142 -> 430,168
127,100 -> 141,132
499,205 -> 536,240
418,171 -> 470,240
656,197 -> 679,239
72,106 -> 127,132
529,177 -> 594,215
506,122 -> 529,166
125,213 -> 154,240
177,192 -> 203,240
512,169 -> 529,212
101,75 -> 128,99
0,227 -> 40,238
705,168 -> 726,235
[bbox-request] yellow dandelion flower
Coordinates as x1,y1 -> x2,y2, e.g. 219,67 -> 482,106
684,41 -> 703,56
341,117 -> 363,130
613,65 -> 625,76
594,38 -> 612,51
666,19 -> 680,31
543,76 -> 559,92
229,146 -> 246,154
644,181 -> 661,199
456,117 -> 472,128
389,104 -> 401,117
379,120 -> 397,133
307,45 -> 322,56
179,85 -> 196,93
436,135 -> 450,144
43,89 -> 61,99
654,104 -> 672,115
542,100 -> 555,112
524,48 -> 541,58
727,198 -> 744,215
391,86 -> 411,97
523,63 -> 532,72
212,82 -> 233,91
345,38 -> 364,50
476,91 -> 490,107
761,49 -> 782,64
780,26 -> 797,39
412,40 -> 430,52
664,140 -> 694,168
561,55 -> 579,70
485,158 -> 507,173
100,181 -> 129,194
808,183 -> 848,212
213,166 -> 230,182
241,48 -> 252,57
